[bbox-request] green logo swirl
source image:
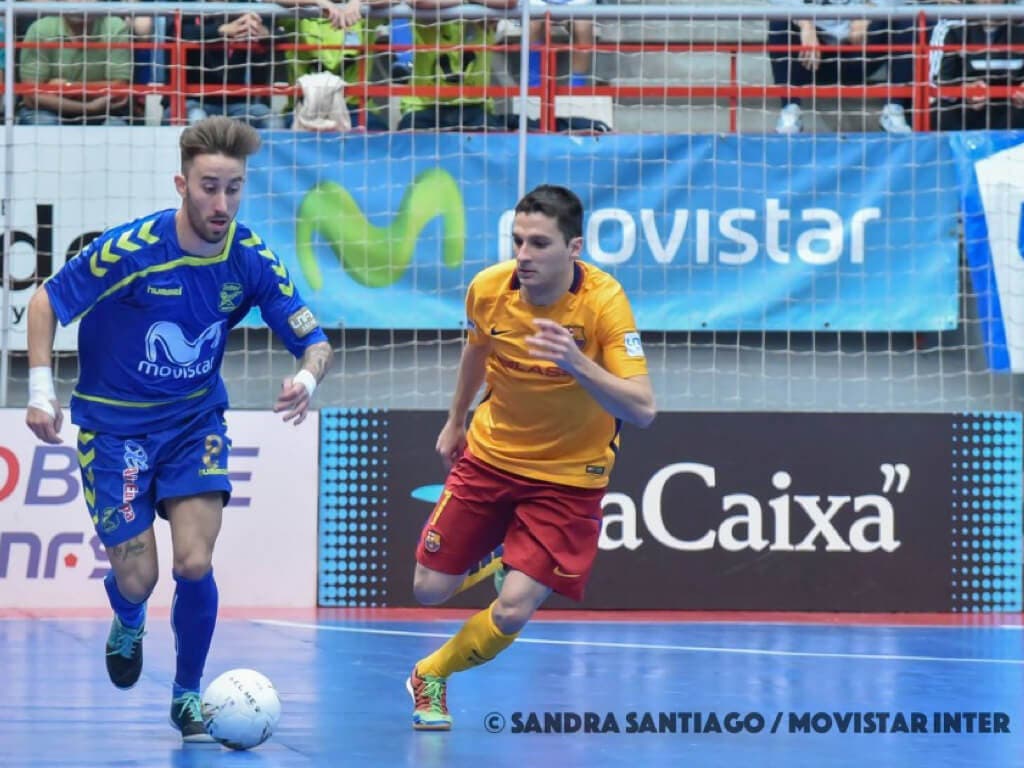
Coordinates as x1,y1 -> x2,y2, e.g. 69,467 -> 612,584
295,168 -> 466,290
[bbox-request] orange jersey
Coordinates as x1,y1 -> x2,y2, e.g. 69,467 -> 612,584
464,260 -> 648,488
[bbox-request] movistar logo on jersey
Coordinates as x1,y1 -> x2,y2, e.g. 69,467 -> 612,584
295,168 -> 466,289
138,320 -> 224,379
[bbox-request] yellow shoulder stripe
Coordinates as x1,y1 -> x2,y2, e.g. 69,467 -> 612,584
74,222 -> 233,322
89,221 -> 164,278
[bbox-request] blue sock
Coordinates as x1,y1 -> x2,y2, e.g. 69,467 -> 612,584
104,571 -> 146,629
171,569 -> 218,695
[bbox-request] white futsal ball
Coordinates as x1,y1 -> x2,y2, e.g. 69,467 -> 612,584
201,668 -> 281,750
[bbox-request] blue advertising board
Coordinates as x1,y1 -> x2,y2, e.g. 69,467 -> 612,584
243,133 -> 960,332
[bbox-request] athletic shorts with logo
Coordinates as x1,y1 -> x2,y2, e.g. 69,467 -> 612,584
415,451 -> 605,601
79,409 -> 233,547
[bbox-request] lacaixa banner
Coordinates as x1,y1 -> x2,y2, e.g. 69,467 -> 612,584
318,410 -> 1021,612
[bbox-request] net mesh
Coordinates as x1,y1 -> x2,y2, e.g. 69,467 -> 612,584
3,1 -> 1023,414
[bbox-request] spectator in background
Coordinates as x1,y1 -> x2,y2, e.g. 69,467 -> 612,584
278,0 -> 365,30
526,0 -> 595,88
398,0 -> 517,131
180,1 -> 276,127
108,1 -> 169,124
108,0 -> 158,37
16,1 -> 45,39
18,4 -> 133,125
124,1 -> 165,89
767,0 -> 914,134
278,0 -> 393,130
933,0 -> 1024,130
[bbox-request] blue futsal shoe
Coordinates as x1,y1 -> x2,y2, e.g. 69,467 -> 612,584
170,691 -> 216,743
105,616 -> 145,689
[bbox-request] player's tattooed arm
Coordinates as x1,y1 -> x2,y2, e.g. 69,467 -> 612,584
300,341 -> 333,384
276,341 -> 332,424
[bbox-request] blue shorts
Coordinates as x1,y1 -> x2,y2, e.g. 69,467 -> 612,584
78,410 -> 233,548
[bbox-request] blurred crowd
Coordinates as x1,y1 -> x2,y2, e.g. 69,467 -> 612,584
3,0 -> 1024,132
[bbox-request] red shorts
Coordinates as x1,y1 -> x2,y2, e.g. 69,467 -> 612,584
415,452 -> 605,601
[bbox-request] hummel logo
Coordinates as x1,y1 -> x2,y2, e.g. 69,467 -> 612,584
489,327 -> 511,336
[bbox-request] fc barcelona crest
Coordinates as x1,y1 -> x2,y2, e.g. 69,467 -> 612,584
564,324 -> 586,349
424,530 -> 442,553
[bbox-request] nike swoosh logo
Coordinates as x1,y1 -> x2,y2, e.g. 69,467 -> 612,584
489,328 -> 511,336
553,566 -> 581,579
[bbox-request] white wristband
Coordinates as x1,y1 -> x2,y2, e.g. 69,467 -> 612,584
293,369 -> 317,398
28,366 -> 57,418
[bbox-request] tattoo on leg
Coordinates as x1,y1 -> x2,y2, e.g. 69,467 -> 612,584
111,539 -> 147,562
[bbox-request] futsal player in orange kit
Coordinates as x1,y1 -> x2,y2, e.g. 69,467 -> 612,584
406,184 -> 657,730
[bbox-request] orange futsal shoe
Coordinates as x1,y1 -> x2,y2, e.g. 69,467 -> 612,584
406,666 -> 453,731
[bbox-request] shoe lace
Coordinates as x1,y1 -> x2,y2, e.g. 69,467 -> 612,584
174,692 -> 203,723
107,621 -> 145,658
415,675 -> 448,714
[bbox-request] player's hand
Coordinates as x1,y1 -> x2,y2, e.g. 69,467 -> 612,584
107,95 -> 130,112
1013,86 -> 1024,109
525,318 -> 585,375
248,16 -> 271,39
218,17 -> 247,39
320,0 -> 362,29
798,25 -> 821,72
273,376 -> 312,425
435,419 -> 467,471
85,94 -> 116,115
25,400 -> 64,445
848,19 -> 870,47
220,14 -> 262,40
237,13 -> 269,39
967,80 -> 988,110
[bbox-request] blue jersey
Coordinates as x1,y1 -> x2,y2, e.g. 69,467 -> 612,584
45,209 -> 328,433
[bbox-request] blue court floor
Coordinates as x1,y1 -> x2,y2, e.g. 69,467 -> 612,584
2,613 -> 1023,767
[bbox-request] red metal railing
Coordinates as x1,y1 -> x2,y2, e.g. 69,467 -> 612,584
5,10 -> 1023,132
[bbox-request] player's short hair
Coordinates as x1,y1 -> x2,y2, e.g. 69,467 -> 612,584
179,116 -> 262,174
514,185 -> 583,244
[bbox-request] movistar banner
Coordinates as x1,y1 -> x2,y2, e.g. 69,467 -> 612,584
243,133 -> 960,331
949,132 -> 1024,372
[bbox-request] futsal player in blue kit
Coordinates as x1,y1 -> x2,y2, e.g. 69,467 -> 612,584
24,117 -> 333,741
